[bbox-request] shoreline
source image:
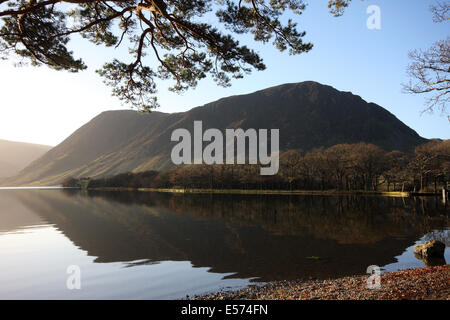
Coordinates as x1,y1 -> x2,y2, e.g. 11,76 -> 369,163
4,184 -> 442,198
193,265 -> 450,300
82,187 -> 441,198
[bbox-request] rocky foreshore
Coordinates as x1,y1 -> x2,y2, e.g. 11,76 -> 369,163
194,265 -> 450,300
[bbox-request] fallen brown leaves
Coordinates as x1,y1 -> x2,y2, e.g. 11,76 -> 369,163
195,265 -> 450,300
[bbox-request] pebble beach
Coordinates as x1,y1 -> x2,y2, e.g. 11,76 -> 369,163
195,265 -> 450,300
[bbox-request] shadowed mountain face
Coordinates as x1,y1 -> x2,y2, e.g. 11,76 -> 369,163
0,139 -> 52,180
5,82 -> 427,185
9,190 -> 449,281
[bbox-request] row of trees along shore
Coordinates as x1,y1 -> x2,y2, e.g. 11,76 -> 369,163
64,140 -> 450,192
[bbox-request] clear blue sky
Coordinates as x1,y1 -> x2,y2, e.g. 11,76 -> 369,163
0,0 -> 448,146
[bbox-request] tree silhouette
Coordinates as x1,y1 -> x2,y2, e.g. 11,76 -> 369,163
403,1 -> 449,118
0,0 -> 314,110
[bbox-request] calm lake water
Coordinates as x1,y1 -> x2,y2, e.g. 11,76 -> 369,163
0,189 -> 448,299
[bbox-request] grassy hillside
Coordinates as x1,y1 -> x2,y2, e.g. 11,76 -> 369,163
0,139 -> 52,179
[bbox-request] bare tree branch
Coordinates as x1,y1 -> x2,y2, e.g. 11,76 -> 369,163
430,0 -> 450,23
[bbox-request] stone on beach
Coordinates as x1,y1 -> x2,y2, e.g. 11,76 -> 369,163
414,240 -> 446,258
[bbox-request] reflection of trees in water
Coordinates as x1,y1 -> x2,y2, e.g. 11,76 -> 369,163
19,190 -> 448,281
422,230 -> 450,246
84,191 -> 449,244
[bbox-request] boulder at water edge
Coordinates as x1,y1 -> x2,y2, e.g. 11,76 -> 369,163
414,240 -> 446,258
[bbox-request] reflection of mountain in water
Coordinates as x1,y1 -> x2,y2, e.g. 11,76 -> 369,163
12,190 -> 449,281
0,192 -> 47,233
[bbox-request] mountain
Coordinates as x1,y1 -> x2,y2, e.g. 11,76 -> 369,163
4,81 -> 427,186
0,139 -> 52,180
